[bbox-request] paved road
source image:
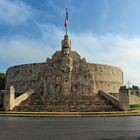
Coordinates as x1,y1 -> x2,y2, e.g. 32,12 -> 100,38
0,116 -> 140,140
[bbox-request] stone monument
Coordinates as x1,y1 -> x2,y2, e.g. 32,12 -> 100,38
4,9 -> 124,112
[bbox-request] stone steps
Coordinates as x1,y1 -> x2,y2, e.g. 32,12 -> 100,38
13,94 -> 121,112
14,104 -> 118,112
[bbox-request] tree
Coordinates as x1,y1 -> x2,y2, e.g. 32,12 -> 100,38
0,73 -> 6,90
130,85 -> 140,94
132,85 -> 140,90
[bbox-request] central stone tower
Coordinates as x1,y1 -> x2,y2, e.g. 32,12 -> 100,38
40,33 -> 95,97
61,35 -> 73,95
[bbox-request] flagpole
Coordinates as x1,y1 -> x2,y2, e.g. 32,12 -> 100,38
64,8 -> 68,35
66,8 -> 68,35
66,28 -> 67,35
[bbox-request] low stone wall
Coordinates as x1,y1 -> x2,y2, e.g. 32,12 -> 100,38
109,93 -> 119,98
14,91 -> 33,108
4,86 -> 33,111
129,93 -> 140,105
99,90 -> 121,109
100,87 -> 131,111
100,89 -> 131,111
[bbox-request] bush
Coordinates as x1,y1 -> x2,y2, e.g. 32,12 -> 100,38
0,73 -> 6,90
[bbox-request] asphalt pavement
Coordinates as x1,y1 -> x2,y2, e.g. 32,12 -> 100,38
0,116 -> 140,140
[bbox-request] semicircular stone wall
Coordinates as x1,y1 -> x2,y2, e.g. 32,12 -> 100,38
6,61 -> 123,94
6,62 -> 46,93
88,63 -> 123,93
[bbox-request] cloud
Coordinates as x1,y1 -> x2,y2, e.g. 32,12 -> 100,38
38,23 -> 64,48
46,0 -> 75,18
0,0 -> 33,26
0,35 -> 55,68
0,23 -> 140,86
70,33 -> 140,86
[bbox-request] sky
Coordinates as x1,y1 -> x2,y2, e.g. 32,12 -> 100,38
0,0 -> 140,87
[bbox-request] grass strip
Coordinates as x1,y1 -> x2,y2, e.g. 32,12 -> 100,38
130,104 -> 140,110
0,111 -> 140,117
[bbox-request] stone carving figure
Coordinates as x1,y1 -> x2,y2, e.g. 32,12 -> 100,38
63,47 -> 70,56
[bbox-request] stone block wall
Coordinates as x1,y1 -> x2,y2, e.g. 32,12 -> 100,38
4,86 -> 33,111
129,92 -> 140,105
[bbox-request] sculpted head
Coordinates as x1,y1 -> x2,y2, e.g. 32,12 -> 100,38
61,35 -> 71,56
63,47 -> 70,55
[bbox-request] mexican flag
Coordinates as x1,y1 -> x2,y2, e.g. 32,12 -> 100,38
64,8 -> 68,28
